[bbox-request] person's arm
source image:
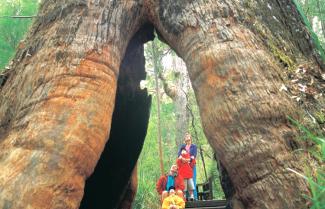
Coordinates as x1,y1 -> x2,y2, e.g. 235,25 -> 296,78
156,176 -> 165,194
191,144 -> 197,158
190,158 -> 196,167
177,147 -> 181,157
177,144 -> 185,157
176,158 -> 182,168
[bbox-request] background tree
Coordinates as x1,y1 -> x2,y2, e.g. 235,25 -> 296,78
159,48 -> 190,147
151,40 -> 164,175
145,37 -> 190,147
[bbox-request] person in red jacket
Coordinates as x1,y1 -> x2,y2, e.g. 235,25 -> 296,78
177,148 -> 196,201
156,164 -> 185,202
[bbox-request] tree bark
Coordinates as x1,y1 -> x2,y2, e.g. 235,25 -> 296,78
0,1 -> 147,208
148,0 -> 323,209
0,0 -> 323,209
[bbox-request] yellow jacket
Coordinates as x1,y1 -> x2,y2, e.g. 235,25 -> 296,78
161,194 -> 185,209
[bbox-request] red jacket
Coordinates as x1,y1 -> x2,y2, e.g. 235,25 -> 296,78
177,153 -> 196,179
156,173 -> 185,194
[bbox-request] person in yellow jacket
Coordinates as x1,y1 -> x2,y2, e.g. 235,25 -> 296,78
162,187 -> 185,209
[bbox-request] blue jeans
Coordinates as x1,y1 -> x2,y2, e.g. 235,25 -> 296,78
193,165 -> 197,199
186,165 -> 197,199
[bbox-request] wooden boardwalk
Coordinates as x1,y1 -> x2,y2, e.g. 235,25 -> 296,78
185,200 -> 227,209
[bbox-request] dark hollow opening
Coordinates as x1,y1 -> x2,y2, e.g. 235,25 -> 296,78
79,24 -> 154,209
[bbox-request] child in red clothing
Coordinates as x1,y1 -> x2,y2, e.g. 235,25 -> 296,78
176,148 -> 196,201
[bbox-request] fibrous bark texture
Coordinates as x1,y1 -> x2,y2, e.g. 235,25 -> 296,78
79,24 -> 152,209
147,0 -> 324,209
0,0 -> 148,208
0,0 -> 323,209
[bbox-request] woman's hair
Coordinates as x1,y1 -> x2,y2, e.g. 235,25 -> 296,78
184,132 -> 192,141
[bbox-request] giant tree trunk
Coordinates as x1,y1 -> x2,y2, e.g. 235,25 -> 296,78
0,1 -> 150,208
160,55 -> 190,147
148,1 -> 324,209
0,0 -> 324,209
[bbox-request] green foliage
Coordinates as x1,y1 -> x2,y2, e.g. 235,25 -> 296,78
298,0 -> 325,38
134,39 -> 224,208
294,0 -> 325,61
0,0 -> 39,70
315,111 -> 325,124
133,95 -> 175,209
288,116 -> 325,209
300,0 -> 325,18
134,92 -> 224,208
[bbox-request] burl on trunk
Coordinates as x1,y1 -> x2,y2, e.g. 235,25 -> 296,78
0,0 -> 323,209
